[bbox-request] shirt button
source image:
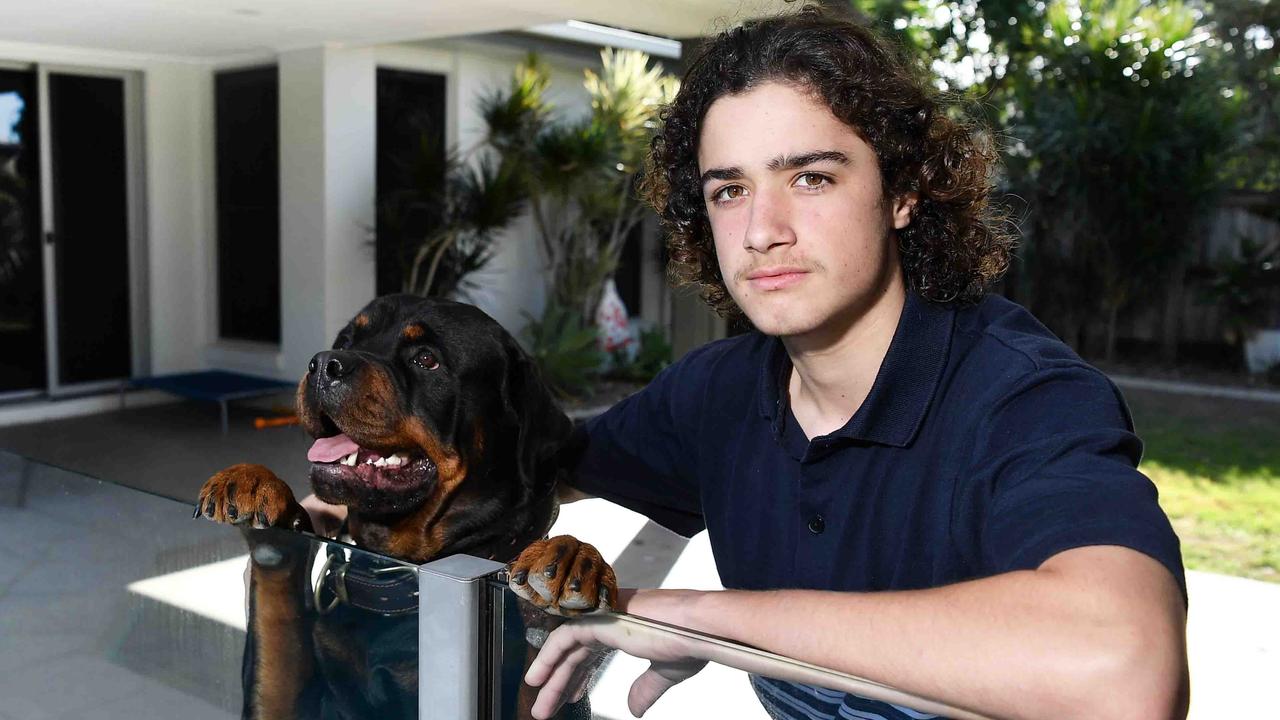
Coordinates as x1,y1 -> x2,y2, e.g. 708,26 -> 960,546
807,514 -> 825,535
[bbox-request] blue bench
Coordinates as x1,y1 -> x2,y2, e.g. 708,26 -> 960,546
124,371 -> 295,434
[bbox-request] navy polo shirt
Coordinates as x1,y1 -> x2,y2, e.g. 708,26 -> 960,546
569,291 -> 1185,600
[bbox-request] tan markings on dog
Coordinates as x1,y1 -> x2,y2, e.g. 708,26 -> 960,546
331,365 -> 402,440
354,313 -> 370,328
385,661 -> 418,693
361,365 -> 400,406
313,625 -> 365,679
295,377 -> 326,436
346,416 -> 468,562
472,421 -> 485,459
401,323 -> 426,341
248,565 -> 314,718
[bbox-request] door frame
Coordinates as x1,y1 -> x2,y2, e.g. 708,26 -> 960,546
36,63 -> 148,398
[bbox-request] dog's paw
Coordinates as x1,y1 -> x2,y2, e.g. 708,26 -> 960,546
196,464 -> 309,532
508,535 -> 618,617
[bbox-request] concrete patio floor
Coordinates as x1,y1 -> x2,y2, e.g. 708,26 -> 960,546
0,396 -> 1274,718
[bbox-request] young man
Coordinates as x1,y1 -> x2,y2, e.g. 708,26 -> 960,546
520,7 -> 1189,720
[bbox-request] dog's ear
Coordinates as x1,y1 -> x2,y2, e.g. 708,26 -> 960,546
500,337 -> 573,489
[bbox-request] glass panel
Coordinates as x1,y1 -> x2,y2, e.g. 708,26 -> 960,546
0,69 -> 45,393
478,577 -> 983,720
0,450 -> 243,718
0,450 -> 419,720
48,72 -> 132,385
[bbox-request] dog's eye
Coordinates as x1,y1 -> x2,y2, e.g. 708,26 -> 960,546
415,352 -> 440,371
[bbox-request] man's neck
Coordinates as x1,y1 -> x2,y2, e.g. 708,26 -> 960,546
782,275 -> 906,440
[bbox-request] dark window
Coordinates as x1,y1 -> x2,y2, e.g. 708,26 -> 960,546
376,68 -> 446,297
49,73 -> 131,384
215,67 -> 280,343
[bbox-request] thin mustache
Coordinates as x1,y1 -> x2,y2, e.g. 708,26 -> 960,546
735,261 -> 823,283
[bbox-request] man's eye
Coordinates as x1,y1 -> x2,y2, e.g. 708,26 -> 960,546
711,185 -> 747,203
795,172 -> 830,189
415,352 -> 440,370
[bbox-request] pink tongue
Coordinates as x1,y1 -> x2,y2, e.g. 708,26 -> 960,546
308,434 -> 360,463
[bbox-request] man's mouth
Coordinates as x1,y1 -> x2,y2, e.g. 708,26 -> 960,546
745,266 -> 810,291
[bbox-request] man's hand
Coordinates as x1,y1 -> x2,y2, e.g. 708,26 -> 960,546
524,589 -> 710,719
299,493 -> 347,538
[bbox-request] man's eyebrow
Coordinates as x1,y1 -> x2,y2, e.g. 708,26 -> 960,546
700,150 -> 850,187
766,150 -> 850,171
700,166 -> 744,186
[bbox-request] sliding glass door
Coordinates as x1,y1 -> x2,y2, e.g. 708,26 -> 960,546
0,64 -> 141,400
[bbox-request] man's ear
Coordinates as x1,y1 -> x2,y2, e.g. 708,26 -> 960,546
892,191 -> 918,230
500,338 -> 573,488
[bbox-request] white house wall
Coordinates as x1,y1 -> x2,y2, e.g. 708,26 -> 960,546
145,62 -> 211,375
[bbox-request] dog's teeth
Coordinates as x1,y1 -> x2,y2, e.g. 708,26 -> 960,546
374,457 -> 388,467
387,454 -> 403,467
341,452 -> 358,466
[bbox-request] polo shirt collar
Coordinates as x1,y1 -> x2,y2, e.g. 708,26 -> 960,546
757,290 -> 955,448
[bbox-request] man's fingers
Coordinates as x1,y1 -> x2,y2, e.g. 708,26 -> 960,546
627,666 -> 681,718
530,645 -> 594,719
525,623 -> 587,687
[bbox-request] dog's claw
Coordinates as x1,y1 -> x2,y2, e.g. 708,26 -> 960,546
196,464 -> 303,532
508,536 -> 617,617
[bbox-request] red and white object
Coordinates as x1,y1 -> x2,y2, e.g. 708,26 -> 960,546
595,278 -> 635,358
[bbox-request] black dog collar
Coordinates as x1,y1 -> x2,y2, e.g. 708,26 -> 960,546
315,545 -> 420,617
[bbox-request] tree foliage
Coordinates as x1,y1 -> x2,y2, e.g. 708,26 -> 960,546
856,0 -> 1248,360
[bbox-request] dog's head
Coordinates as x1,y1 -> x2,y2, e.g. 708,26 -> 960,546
297,295 -> 571,519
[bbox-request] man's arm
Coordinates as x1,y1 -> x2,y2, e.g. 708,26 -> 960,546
527,544 -> 1188,720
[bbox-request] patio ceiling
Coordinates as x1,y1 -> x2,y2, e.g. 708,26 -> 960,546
0,0 -> 791,61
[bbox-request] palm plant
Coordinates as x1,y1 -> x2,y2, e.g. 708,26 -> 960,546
482,49 -> 678,324
379,107 -> 529,299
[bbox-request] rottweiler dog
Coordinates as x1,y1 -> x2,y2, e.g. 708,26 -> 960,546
197,294 -> 617,719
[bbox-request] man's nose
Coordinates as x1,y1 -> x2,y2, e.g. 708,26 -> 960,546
309,351 -> 361,384
742,190 -> 796,253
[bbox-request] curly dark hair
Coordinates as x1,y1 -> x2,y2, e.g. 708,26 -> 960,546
641,4 -> 1014,316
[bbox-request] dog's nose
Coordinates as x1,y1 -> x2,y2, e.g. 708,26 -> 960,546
310,351 -> 358,382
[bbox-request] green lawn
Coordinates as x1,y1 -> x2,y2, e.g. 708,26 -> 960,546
1126,388 -> 1280,583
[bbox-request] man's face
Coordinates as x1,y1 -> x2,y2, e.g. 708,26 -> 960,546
697,81 -> 914,339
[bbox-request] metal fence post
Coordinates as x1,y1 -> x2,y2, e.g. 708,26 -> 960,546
418,554 -> 507,720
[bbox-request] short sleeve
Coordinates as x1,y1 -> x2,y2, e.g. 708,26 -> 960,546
972,365 -> 1187,602
562,344 -> 722,538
